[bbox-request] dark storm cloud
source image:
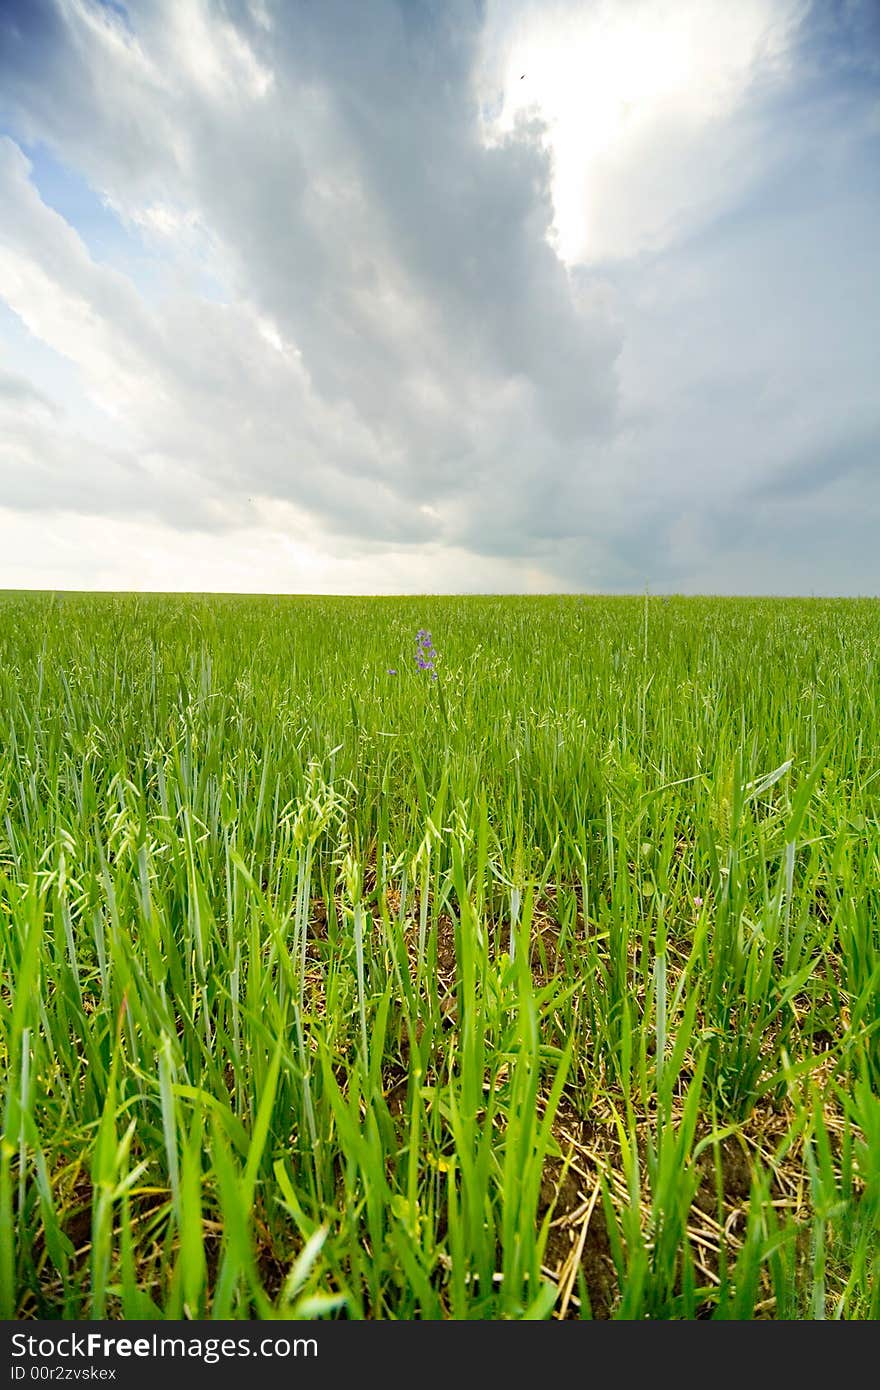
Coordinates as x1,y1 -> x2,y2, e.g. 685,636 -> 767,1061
752,428 -> 879,502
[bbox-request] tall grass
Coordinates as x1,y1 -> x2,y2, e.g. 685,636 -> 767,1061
0,593 -> 878,1318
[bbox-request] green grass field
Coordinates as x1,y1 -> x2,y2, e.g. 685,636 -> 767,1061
1,592 -> 878,1319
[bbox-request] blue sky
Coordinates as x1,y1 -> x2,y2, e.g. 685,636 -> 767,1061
0,0 -> 877,593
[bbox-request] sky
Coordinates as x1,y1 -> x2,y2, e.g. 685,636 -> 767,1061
0,0 -> 877,595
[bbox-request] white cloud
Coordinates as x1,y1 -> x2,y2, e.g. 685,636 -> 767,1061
0,506 -> 564,594
481,0 -> 806,262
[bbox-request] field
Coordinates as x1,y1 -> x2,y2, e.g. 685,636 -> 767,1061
1,592 -> 878,1320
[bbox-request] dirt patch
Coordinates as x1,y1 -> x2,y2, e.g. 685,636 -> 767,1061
538,1155 -> 616,1319
309,896 -> 328,938
694,1134 -> 752,1217
382,1061 -> 410,1118
435,913 -> 457,974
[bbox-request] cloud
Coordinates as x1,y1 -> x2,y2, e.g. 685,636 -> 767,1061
0,505 -> 565,595
751,428 -> 878,503
0,0 -> 877,592
0,132 -> 455,540
0,5 -> 619,440
479,0 -> 810,263
0,363 -> 59,414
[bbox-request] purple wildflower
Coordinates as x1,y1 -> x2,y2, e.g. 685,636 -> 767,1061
414,627 -> 439,679
387,668 -> 398,675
